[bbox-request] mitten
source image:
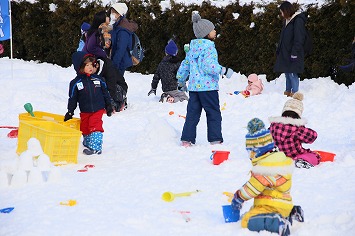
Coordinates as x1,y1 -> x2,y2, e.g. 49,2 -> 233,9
106,101 -> 115,117
148,88 -> 156,96
290,55 -> 298,62
221,67 -> 234,79
231,193 -> 244,211
64,112 -> 73,122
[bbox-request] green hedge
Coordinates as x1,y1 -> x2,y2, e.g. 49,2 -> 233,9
1,0 -> 354,85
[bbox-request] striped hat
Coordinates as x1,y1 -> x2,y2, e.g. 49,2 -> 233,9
245,118 -> 275,158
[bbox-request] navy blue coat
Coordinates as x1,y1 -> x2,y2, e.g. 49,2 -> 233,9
274,12 -> 307,74
111,25 -> 133,74
67,51 -> 112,114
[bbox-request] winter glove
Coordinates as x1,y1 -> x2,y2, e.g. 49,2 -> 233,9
221,67 -> 234,79
231,193 -> 244,211
234,91 -> 241,95
178,83 -> 187,92
148,88 -> 156,96
290,55 -> 298,62
106,101 -> 115,117
64,112 -> 73,122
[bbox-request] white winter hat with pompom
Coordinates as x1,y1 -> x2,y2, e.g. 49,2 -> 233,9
192,11 -> 215,39
282,92 -> 304,117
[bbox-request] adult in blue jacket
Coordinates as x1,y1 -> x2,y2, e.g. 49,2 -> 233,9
109,3 -> 138,76
274,1 -> 307,97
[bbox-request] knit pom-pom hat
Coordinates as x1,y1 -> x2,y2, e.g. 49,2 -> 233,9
245,118 -> 275,159
282,92 -> 304,117
192,12 -> 215,39
165,39 -> 178,56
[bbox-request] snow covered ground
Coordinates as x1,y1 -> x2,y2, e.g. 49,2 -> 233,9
0,56 -> 354,235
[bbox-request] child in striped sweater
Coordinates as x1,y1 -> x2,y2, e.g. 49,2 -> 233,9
231,118 -> 303,236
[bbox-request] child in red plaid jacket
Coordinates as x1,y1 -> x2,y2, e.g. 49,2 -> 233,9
268,92 -> 320,168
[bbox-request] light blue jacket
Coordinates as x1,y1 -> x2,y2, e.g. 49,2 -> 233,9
177,39 -> 223,92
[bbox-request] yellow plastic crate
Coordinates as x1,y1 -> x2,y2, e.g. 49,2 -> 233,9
17,120 -> 82,164
19,111 -> 80,130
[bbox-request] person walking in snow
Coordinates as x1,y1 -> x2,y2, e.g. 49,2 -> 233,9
177,12 -> 234,147
237,73 -> 264,97
269,92 -> 321,168
77,22 -> 91,52
64,52 -> 115,155
109,2 -> 138,76
231,118 -> 304,236
274,1 -> 307,97
148,39 -> 188,103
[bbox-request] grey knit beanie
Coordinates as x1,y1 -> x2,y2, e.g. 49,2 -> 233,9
192,12 -> 215,39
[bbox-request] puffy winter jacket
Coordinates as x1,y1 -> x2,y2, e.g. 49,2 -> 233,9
269,116 -> 318,159
68,51 -> 112,114
177,39 -> 223,92
237,151 -> 294,228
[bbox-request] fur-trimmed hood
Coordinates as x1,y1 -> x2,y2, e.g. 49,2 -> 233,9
269,116 -> 307,126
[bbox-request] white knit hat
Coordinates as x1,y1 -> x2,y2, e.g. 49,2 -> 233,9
111,3 -> 128,16
282,92 -> 304,117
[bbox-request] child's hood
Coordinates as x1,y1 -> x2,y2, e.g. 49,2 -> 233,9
252,151 -> 294,176
72,51 -> 92,74
188,39 -> 215,59
269,116 -> 307,127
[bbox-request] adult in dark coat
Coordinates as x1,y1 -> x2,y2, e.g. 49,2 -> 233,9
96,57 -> 128,111
109,3 -> 138,76
274,1 -> 307,97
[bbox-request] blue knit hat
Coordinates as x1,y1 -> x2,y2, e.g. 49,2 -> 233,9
165,40 -> 178,56
81,22 -> 91,34
245,118 -> 275,158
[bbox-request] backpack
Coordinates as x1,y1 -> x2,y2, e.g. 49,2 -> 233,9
293,14 -> 313,57
303,28 -> 313,57
130,33 -> 144,66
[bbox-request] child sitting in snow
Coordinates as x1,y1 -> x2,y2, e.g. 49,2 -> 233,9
269,92 -> 320,168
234,74 -> 264,97
148,39 -> 188,103
64,52 -> 115,155
231,118 -> 303,236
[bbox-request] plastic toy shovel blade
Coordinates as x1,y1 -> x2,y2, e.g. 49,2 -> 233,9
222,205 -> 240,223
0,207 -> 14,213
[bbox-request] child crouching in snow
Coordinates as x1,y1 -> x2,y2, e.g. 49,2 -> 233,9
269,92 -> 321,168
148,39 -> 188,103
231,118 -> 303,236
236,74 -> 264,97
64,52 -> 115,155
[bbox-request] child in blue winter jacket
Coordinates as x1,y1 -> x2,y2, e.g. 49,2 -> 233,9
64,51 -> 115,155
177,12 -> 234,147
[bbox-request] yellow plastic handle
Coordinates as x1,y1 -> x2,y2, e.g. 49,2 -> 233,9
223,192 -> 233,203
162,190 -> 201,202
60,200 -> 77,206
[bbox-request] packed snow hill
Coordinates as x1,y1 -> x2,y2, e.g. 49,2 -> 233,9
0,57 -> 354,235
